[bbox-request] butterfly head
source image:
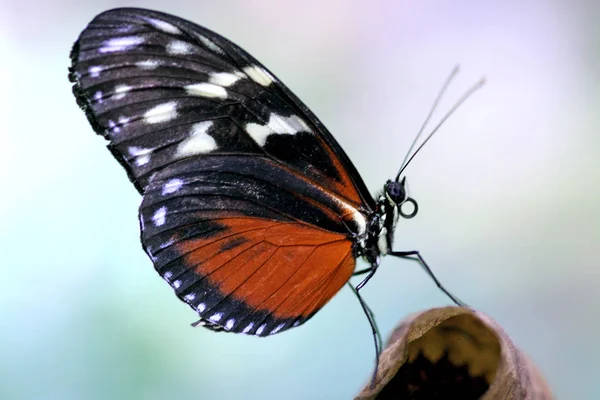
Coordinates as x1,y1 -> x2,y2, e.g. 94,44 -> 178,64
384,177 -> 418,219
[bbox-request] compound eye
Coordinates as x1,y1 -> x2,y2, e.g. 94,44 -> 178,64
386,181 -> 407,204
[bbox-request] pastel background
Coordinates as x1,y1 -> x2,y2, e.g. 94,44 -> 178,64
1,0 -> 598,399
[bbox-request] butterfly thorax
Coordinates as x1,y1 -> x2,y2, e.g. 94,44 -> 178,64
355,193 -> 400,267
355,177 -> 414,267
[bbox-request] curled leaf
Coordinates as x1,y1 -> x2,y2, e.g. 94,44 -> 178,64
355,306 -> 554,399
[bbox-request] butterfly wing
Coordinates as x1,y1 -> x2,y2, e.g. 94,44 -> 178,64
69,7 -> 373,335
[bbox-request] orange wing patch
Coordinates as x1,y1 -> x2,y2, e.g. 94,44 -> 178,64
176,218 -> 355,320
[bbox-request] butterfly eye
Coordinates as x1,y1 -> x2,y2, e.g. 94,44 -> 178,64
385,180 -> 407,205
385,179 -> 418,218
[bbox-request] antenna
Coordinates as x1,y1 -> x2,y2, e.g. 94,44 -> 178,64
397,65 -> 460,179
395,75 -> 486,181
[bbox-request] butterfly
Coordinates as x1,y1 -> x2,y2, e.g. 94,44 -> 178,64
69,7 -> 480,371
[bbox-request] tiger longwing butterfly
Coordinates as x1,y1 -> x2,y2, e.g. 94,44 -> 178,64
69,7 -> 481,374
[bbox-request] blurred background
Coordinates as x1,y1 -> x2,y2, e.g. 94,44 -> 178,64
1,0 -> 598,398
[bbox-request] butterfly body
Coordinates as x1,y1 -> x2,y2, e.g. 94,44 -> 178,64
69,7 -> 438,339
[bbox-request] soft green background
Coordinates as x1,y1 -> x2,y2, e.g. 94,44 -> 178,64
1,0 -> 598,399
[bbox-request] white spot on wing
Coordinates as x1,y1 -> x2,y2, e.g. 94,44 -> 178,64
176,121 -> 217,157
164,271 -> 173,280
269,114 -> 310,135
198,35 -> 224,54
136,60 -> 161,70
128,146 -> 153,166
198,303 -> 206,312
108,120 -> 120,134
185,83 -> 227,99
173,280 -> 181,289
270,323 -> 285,335
167,40 -> 192,55
152,206 -> 167,226
160,238 -> 175,250
184,293 -> 196,301
162,178 -> 184,195
225,319 -> 235,330
209,313 -> 223,322
99,36 -> 145,53
256,323 -> 267,335
243,65 -> 274,86
144,102 -> 177,124
89,66 -> 103,78
244,123 -> 274,147
113,85 -> 131,100
136,155 -> 150,166
242,323 -> 254,334
148,18 -> 181,34
93,91 -> 103,103
293,320 -> 300,327
245,113 -> 310,146
209,72 -> 242,87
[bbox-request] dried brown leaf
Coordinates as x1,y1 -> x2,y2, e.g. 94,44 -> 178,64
355,306 -> 554,400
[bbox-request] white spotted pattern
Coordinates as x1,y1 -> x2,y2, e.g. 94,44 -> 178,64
93,91 -> 103,103
245,113 -> 311,146
198,35 -> 224,54
256,324 -> 267,335
118,116 -> 130,126
270,323 -> 286,335
135,155 -> 150,166
108,120 -> 120,134
143,102 -> 177,124
185,83 -> 227,99
89,66 -> 103,78
225,319 -> 235,330
161,238 -> 175,249
162,178 -> 184,195
167,40 -> 192,55
242,323 -> 255,334
173,280 -> 181,289
128,146 -> 153,166
147,18 -> 181,34
208,72 -> 243,87
176,121 -> 217,157
184,293 -> 196,301
243,65 -> 274,87
198,303 -> 207,312
164,271 -> 173,280
113,85 -> 131,100
136,60 -> 161,70
209,313 -> 223,322
152,206 -> 167,226
99,36 -> 145,53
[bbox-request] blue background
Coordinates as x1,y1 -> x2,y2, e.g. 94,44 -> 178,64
1,0 -> 599,399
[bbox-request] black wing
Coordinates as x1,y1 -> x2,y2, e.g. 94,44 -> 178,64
69,7 -> 374,209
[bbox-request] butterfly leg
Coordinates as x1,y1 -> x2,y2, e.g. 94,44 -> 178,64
349,264 -> 384,387
352,266 -> 374,277
347,282 -> 382,348
389,250 -> 467,307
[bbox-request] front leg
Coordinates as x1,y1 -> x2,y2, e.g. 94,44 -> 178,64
352,266 -> 373,277
349,261 -> 383,387
389,250 -> 467,307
